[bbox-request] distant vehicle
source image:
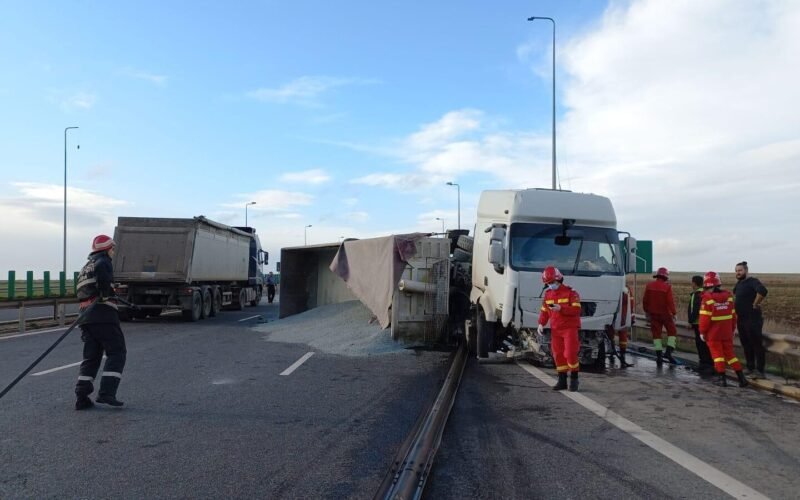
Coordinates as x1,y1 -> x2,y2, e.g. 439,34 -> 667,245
112,216 -> 268,321
458,188 -> 636,368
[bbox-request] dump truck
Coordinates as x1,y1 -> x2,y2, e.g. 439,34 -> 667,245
112,216 -> 268,321
456,188 -> 636,368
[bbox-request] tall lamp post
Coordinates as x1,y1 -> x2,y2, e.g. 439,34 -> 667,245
304,224 -> 312,245
245,201 -> 256,227
527,16 -> 557,190
64,126 -> 79,278
435,217 -> 445,235
446,181 -> 460,230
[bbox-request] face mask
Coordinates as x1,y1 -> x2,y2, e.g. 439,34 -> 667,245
548,283 -> 560,291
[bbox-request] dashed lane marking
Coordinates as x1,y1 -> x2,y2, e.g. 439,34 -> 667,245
280,352 -> 315,376
517,362 -> 769,500
0,326 -> 69,340
238,315 -> 262,322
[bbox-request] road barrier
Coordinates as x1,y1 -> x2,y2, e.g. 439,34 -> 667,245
0,298 -> 80,334
1,270 -> 79,300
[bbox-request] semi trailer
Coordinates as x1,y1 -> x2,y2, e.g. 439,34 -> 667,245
112,216 -> 268,321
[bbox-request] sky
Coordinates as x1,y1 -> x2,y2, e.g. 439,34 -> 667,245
1,0 -> 798,275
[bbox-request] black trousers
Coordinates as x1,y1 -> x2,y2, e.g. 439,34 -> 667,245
737,310 -> 765,372
75,323 -> 127,398
692,324 -> 713,367
267,285 -> 276,303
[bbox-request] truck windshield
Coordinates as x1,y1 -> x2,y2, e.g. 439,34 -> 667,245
509,223 -> 622,276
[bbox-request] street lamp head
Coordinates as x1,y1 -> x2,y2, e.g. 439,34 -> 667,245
306,224 -> 312,228
247,201 -> 257,206
446,181 -> 453,186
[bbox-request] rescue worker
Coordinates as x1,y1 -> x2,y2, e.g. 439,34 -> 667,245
688,275 -> 714,374
537,266 -> 582,392
733,261 -> 769,378
698,271 -> 748,388
266,272 -> 276,304
642,267 -> 678,365
74,235 -> 127,410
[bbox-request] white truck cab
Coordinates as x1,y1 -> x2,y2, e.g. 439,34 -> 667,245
468,188 -> 636,367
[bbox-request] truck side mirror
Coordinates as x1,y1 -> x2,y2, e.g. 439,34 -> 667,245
623,236 -> 637,273
488,241 -> 505,273
276,261 -> 281,273
263,250 -> 269,266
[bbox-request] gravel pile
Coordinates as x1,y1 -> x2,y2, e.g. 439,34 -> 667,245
257,300 -> 413,357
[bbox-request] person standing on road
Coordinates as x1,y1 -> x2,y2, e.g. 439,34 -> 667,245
699,272 -> 748,388
689,275 -> 714,374
733,261 -> 768,378
74,235 -> 127,410
266,272 -> 276,304
643,267 -> 678,366
538,266 -> 582,392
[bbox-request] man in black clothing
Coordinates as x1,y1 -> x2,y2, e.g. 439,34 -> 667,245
688,275 -> 714,373
733,261 -> 768,378
74,235 -> 127,410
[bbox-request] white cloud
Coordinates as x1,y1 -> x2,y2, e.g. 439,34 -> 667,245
223,189 -> 313,214
247,76 -> 379,105
342,197 -> 359,206
279,169 -> 331,185
123,68 -> 168,86
61,92 -> 96,111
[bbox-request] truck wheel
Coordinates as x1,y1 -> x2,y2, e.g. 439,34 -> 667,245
592,338 -> 607,371
456,235 -> 474,252
183,291 -> 202,322
237,289 -> 246,311
465,316 -> 477,356
476,307 -> 494,358
209,288 -> 221,317
452,248 -> 472,262
250,287 -> 261,307
201,288 -> 212,319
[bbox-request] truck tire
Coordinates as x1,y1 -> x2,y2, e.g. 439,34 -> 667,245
183,291 -> 202,322
452,248 -> 472,263
250,287 -> 261,307
592,338 -> 607,371
201,288 -> 212,319
237,289 -> 246,311
209,288 -> 221,317
477,307 -> 494,358
456,235 -> 474,252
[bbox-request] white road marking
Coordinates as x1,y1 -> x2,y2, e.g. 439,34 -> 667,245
31,356 -> 106,376
280,352 -> 315,376
517,362 -> 769,500
0,326 -> 69,340
238,315 -> 262,322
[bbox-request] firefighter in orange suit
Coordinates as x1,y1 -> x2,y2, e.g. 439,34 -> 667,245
643,267 -> 678,365
699,272 -> 749,388
537,266 -> 582,392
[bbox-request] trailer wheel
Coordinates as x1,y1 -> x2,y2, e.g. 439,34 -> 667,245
456,235 -> 474,252
476,307 -> 494,358
236,289 -> 246,311
209,288 -> 221,317
452,248 -> 472,262
201,288 -> 212,319
183,291 -> 202,322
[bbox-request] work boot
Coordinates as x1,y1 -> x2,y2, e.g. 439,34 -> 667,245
736,371 -> 749,388
620,350 -> 628,368
75,396 -> 94,411
656,351 -> 663,366
713,373 -> 728,387
569,372 -> 579,392
95,395 -> 125,407
552,373 -> 568,391
664,347 -> 677,364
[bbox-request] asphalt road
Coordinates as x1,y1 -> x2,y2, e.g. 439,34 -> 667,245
0,301 -> 451,499
2,305 -> 799,499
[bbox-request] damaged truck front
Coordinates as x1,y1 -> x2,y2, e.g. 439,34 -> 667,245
461,189 -> 637,368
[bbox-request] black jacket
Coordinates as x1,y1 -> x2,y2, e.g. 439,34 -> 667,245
733,276 -> 768,319
687,287 -> 703,325
76,251 -> 120,325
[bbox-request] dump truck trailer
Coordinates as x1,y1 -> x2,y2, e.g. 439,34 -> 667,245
112,216 -> 268,321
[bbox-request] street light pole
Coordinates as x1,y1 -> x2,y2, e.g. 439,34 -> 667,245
446,182 -> 460,230
245,201 -> 256,227
435,217 -> 445,235
64,126 -> 78,278
305,224 -> 312,245
527,16 -> 557,190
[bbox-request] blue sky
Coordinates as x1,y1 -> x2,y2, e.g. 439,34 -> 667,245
2,0 -> 799,274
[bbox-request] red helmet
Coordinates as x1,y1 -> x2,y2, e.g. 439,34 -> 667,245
541,266 -> 564,284
91,235 -> 115,253
703,271 -> 721,288
654,267 -> 669,279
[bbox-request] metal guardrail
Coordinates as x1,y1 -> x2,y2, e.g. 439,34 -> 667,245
633,314 -> 800,359
0,297 -> 81,334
